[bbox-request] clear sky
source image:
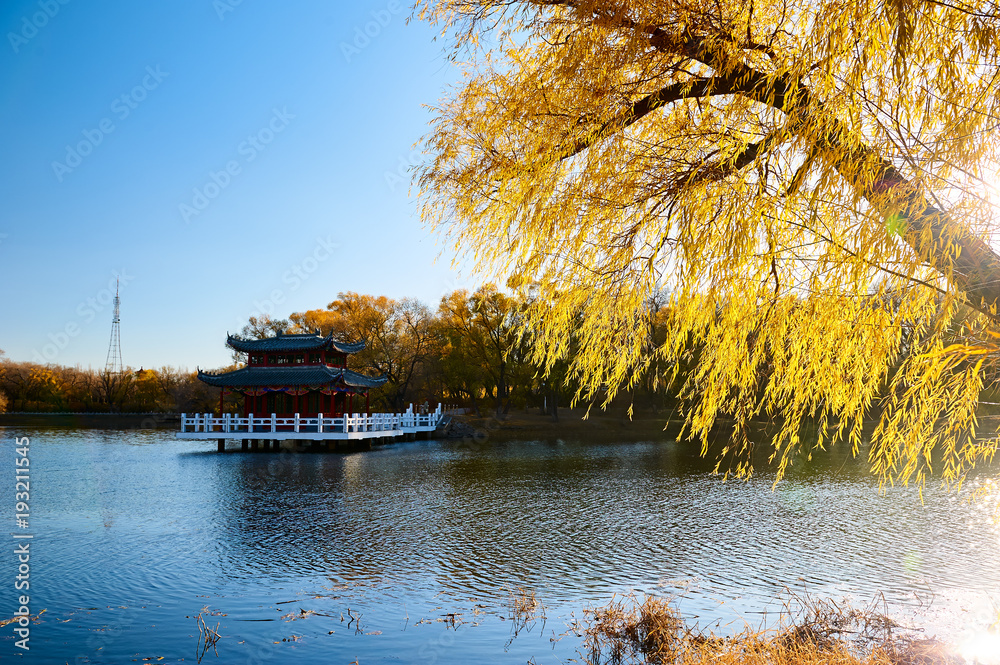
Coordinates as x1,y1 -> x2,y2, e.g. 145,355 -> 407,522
0,0 -> 472,371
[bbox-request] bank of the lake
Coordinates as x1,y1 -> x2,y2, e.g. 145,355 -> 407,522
0,427 -> 997,664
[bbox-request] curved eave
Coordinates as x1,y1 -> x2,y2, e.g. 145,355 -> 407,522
341,368 -> 388,388
225,333 -> 332,353
225,334 -> 367,355
330,340 -> 366,354
197,365 -> 386,389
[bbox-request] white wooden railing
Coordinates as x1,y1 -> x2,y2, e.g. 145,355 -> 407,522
180,403 -> 444,434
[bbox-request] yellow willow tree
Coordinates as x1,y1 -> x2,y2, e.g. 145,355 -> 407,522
416,0 -> 1000,485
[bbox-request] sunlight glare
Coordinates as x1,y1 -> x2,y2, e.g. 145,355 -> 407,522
959,630 -> 1000,664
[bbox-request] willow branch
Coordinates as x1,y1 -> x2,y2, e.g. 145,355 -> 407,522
531,0 -> 1000,319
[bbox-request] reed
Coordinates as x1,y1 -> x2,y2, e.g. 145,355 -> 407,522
582,594 -> 958,665
506,585 -> 542,621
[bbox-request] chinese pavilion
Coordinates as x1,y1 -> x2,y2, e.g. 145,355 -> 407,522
197,332 -> 386,417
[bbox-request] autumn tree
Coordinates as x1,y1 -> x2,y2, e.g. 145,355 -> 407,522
155,367 -> 220,413
437,285 -> 534,414
417,0 -> 1000,485
0,350 -> 7,413
233,314 -> 291,363
433,290 -> 491,404
292,293 -> 435,409
0,363 -> 70,411
99,369 -> 133,412
239,314 -> 289,339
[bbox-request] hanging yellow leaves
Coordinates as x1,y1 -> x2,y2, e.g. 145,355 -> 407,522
416,0 -> 1000,487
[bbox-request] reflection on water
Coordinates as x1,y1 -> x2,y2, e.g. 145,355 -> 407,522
0,428 -> 998,663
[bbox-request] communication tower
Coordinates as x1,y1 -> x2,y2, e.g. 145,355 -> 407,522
104,278 -> 123,374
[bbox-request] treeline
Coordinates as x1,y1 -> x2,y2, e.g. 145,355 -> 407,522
0,286 -> 680,416
0,358 -> 220,414
9,287 -> 984,420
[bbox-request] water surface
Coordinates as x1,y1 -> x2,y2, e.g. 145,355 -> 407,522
1,427 -> 998,663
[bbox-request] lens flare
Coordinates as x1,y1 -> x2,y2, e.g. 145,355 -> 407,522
960,630 -> 1000,664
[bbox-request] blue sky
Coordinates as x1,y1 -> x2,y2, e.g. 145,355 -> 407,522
0,0 -> 471,371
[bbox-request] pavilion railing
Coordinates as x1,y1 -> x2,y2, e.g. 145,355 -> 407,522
180,403 -> 444,434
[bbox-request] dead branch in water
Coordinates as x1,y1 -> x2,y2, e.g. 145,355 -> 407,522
194,607 -> 223,663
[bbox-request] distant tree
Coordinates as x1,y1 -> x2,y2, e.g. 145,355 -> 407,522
433,291 -> 489,406
99,370 -> 132,412
0,356 -> 220,414
233,314 -> 291,363
288,308 -> 341,337
0,356 -> 7,413
292,293 -> 435,409
130,368 -> 162,412
437,285 -> 532,415
167,368 -> 219,414
0,352 -> 7,414
240,314 -> 289,339
2,364 -> 68,411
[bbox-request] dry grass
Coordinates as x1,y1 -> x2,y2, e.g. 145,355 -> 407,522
504,585 -> 547,648
582,594 -> 960,665
507,585 -> 542,621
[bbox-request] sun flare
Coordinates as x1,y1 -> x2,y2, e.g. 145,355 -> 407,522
960,630 -> 1000,664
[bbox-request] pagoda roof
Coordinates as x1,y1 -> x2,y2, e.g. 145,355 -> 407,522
225,332 -> 366,354
197,365 -> 387,389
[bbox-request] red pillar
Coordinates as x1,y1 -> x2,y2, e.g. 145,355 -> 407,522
365,392 -> 370,414
218,389 -> 224,415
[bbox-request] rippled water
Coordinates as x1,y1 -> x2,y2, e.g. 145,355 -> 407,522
1,427 -> 998,663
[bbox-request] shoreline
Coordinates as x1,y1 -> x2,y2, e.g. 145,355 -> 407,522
0,412 -> 181,429
6,408 -> 1000,445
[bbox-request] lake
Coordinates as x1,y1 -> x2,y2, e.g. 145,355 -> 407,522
1,426 -> 998,663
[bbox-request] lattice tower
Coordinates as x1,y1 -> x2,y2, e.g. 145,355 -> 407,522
104,278 -> 123,374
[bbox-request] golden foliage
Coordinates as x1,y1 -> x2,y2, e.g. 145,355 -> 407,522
290,292 -> 435,409
416,0 -> 1000,486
